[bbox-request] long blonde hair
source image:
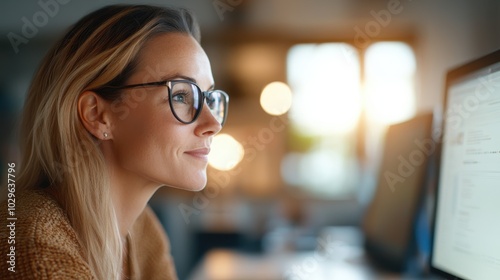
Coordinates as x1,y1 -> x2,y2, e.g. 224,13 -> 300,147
17,5 -> 200,279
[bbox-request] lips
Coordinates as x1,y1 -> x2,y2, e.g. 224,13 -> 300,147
184,147 -> 210,160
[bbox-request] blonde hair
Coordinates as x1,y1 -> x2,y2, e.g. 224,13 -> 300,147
16,5 -> 200,279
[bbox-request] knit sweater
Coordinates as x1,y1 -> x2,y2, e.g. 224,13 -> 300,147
0,189 -> 177,279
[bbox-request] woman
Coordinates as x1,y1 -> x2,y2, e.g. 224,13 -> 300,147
0,4 -> 228,279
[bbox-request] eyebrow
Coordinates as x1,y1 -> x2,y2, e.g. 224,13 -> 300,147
166,74 -> 195,83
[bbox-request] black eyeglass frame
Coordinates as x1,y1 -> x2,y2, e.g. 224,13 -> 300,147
95,79 -> 229,126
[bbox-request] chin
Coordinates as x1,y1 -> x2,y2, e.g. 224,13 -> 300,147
176,181 -> 206,192
158,169 -> 207,192
162,181 -> 206,192
168,175 -> 207,192
188,170 -> 208,191
190,183 -> 207,192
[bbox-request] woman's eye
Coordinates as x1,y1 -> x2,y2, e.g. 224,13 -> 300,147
172,92 -> 189,104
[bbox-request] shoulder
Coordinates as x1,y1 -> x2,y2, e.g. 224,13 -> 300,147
0,189 -> 94,279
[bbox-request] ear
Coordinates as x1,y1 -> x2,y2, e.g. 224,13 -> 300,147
78,91 -> 113,140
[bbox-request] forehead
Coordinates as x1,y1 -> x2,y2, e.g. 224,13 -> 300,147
132,33 -> 213,87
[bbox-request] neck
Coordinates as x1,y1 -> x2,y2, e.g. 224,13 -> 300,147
109,169 -> 160,240
101,144 -> 161,240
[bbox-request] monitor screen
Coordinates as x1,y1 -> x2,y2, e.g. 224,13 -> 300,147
431,49 -> 500,280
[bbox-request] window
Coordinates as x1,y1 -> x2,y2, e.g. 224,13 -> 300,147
282,41 -> 416,198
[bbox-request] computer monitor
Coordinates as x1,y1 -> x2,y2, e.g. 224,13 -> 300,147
430,49 -> 500,280
363,113 -> 434,272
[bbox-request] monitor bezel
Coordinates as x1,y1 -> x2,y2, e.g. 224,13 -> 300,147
429,48 -> 500,280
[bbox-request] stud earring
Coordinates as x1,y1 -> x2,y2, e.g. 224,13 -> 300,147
103,132 -> 108,139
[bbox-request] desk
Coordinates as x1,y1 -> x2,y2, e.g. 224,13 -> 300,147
188,249 -> 408,280
188,227 -> 438,280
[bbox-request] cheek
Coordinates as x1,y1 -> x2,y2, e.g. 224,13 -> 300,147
111,102 -> 189,169
112,105 -> 166,160
109,102 -> 208,189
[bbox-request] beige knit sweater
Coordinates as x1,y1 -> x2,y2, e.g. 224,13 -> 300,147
0,189 -> 177,279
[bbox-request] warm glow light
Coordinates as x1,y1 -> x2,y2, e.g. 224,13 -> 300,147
281,151 -> 348,196
208,134 -> 244,171
365,81 -> 414,124
287,43 -> 362,135
206,250 -> 236,280
260,81 -> 293,116
365,42 -> 416,125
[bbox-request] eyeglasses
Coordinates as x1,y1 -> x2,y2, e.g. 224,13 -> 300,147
96,79 -> 228,126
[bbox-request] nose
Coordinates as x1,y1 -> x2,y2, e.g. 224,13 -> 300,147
194,102 -> 222,136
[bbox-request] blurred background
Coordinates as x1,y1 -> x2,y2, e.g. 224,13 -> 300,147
1,0 -> 499,279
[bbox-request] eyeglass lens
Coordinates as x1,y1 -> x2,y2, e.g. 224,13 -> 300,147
170,82 -> 226,124
206,91 -> 226,124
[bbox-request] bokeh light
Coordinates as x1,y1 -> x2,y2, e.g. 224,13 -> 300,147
287,43 -> 362,135
208,134 -> 244,171
260,81 -> 293,116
